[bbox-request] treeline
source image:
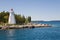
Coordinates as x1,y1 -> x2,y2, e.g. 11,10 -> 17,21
0,11 -> 31,24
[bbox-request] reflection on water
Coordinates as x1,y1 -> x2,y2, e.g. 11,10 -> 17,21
7,29 -> 15,36
6,29 -> 15,40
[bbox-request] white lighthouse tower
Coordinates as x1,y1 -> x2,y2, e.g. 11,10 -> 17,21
8,9 -> 16,24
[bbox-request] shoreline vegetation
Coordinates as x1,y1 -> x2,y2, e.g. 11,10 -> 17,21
0,11 -> 51,29
0,11 -> 31,25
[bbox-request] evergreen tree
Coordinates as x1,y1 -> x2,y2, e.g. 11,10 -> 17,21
0,11 -> 31,24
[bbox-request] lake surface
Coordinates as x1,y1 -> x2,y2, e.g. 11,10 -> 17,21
0,21 -> 60,40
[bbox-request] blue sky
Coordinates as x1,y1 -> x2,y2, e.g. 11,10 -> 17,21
0,0 -> 60,21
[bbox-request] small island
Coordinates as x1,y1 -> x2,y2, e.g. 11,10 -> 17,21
0,9 -> 51,29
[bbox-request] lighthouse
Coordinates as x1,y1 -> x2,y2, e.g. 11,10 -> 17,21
8,9 -> 16,24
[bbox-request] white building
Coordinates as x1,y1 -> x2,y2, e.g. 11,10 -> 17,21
8,9 -> 16,24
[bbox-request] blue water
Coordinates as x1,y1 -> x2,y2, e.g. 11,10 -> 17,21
0,21 -> 60,40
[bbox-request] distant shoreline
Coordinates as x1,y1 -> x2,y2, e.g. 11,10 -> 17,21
32,20 -> 60,22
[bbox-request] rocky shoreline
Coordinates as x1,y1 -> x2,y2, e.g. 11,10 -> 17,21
0,23 -> 52,29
